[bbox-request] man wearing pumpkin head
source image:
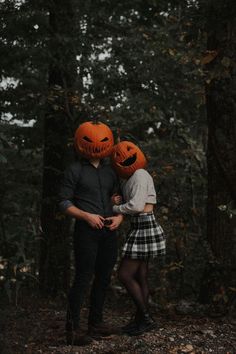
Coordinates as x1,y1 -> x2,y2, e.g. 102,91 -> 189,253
59,120 -> 123,346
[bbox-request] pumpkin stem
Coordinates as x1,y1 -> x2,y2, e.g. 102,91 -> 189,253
92,118 -> 98,125
92,112 -> 100,125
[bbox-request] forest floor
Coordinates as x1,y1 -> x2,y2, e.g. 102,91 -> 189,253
1,291 -> 236,354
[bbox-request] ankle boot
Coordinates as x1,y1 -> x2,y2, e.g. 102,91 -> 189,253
122,310 -> 141,333
66,328 -> 93,346
88,321 -> 120,338
127,311 -> 156,336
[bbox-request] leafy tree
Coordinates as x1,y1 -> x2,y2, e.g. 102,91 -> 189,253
201,0 -> 236,309
3,0 -> 229,307
0,0 -> 47,300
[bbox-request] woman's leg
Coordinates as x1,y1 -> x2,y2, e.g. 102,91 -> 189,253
136,261 -> 149,307
119,258 -> 155,335
118,258 -> 147,313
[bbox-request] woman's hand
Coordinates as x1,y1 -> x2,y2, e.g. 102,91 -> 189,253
111,193 -> 122,205
105,214 -> 123,231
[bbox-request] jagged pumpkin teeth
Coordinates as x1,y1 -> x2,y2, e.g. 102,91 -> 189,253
74,121 -> 114,159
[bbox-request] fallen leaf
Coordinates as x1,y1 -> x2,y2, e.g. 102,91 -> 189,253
201,50 -> 218,65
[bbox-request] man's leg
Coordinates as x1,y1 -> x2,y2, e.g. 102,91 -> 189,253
67,224 -> 98,331
88,229 -> 118,328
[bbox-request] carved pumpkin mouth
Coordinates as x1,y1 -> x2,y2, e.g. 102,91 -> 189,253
119,153 -> 137,167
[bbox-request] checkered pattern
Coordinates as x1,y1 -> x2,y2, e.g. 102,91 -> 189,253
122,212 -> 166,259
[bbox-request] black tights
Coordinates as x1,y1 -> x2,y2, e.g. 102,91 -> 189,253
118,258 -> 149,314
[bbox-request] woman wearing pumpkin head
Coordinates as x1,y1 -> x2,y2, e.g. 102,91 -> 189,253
59,121 -> 123,346
108,141 -> 166,336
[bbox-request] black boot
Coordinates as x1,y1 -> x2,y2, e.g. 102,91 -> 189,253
88,321 -> 121,338
66,328 -> 93,346
121,310 -> 141,333
127,311 -> 156,336
65,309 -> 93,346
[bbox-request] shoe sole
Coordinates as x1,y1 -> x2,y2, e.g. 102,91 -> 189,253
88,332 -> 115,340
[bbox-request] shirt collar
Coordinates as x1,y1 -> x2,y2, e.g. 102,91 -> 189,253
80,157 -> 109,166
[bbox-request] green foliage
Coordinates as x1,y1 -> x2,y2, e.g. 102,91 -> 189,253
0,123 -> 42,303
218,201 -> 236,219
0,0 -> 48,124
0,0 -> 216,302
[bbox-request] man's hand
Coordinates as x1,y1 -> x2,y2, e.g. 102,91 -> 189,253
105,214 -> 123,231
85,213 -> 105,229
111,193 -> 122,205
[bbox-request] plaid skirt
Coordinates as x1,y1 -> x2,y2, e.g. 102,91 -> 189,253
122,212 -> 166,260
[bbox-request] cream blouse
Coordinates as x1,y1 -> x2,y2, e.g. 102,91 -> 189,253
113,168 -> 156,215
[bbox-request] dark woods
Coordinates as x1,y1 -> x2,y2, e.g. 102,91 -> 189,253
0,0 -> 236,317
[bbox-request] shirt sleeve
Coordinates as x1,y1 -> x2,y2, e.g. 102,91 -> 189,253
58,163 -> 81,212
113,180 -> 148,215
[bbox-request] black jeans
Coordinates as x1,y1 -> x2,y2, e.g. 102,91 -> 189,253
67,220 -> 118,330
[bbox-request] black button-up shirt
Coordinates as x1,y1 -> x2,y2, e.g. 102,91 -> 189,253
59,159 -> 119,217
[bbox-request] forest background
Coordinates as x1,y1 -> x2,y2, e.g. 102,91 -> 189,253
0,0 -> 236,320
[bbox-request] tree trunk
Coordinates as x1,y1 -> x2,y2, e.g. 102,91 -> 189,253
39,0 -> 79,295
205,0 -> 236,307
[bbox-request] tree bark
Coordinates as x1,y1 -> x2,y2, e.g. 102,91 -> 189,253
205,0 -> 236,305
39,0 -> 79,295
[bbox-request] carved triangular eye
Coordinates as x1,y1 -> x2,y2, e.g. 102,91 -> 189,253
83,136 -> 92,142
127,146 -> 132,151
101,137 -> 109,142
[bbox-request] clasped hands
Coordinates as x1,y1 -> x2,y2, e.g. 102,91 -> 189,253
85,213 -> 123,231
85,194 -> 123,230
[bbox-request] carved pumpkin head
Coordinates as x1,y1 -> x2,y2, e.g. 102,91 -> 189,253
111,141 -> 147,178
74,121 -> 114,159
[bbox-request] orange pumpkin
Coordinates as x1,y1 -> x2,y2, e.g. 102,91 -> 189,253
74,121 -> 114,159
111,141 -> 147,178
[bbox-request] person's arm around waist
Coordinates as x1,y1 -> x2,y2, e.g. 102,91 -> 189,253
113,182 -> 147,215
